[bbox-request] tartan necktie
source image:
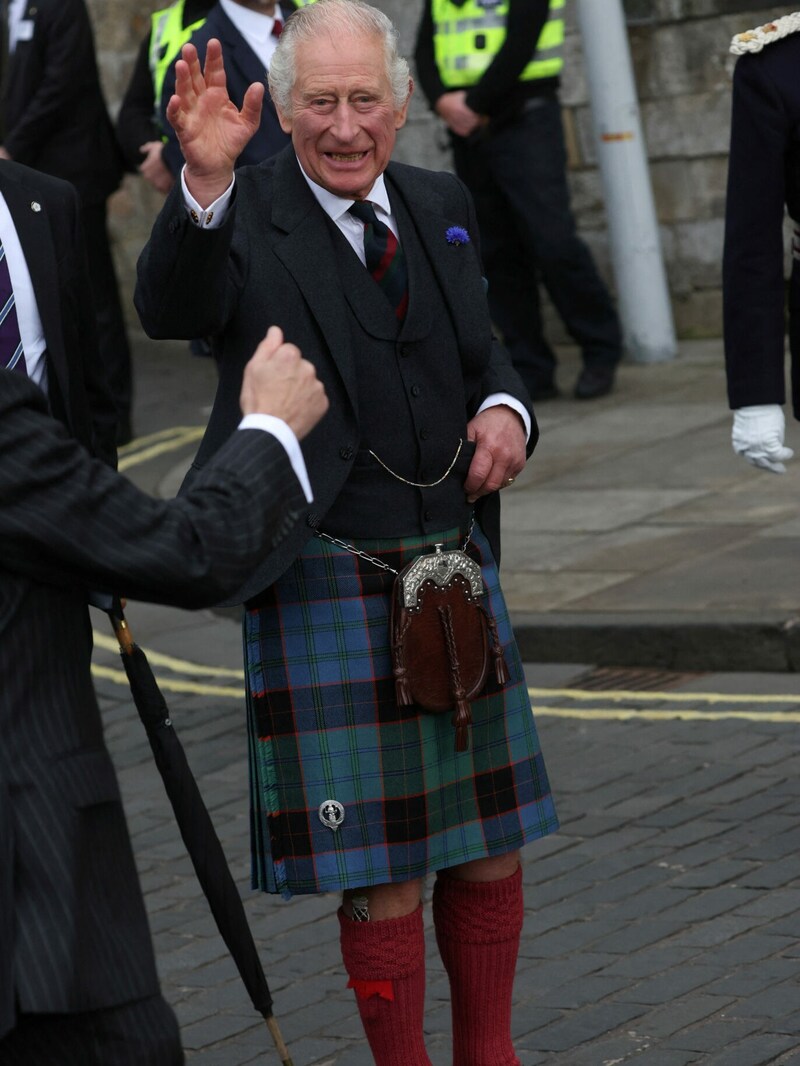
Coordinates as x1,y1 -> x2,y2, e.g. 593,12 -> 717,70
0,239 -> 26,375
349,200 -> 409,320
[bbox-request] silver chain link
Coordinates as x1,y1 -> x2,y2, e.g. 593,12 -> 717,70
314,512 -> 476,577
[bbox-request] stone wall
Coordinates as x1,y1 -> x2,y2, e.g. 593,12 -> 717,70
88,0 -> 785,339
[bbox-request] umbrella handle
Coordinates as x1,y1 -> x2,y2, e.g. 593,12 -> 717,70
107,598 -> 136,656
266,1016 -> 294,1066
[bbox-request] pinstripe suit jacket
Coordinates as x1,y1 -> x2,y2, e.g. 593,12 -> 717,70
0,161 -> 118,466
135,146 -> 535,604
0,371 -> 306,1035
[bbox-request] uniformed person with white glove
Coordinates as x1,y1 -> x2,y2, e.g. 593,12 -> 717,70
724,12 -> 800,474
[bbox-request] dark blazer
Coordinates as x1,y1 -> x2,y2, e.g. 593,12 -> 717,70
160,2 -> 295,176
0,369 -> 306,1036
0,161 -> 117,464
135,146 -> 535,602
1,0 -> 122,205
724,31 -> 800,420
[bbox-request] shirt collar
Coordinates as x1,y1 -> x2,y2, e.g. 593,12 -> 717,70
219,0 -> 282,43
295,162 -> 392,224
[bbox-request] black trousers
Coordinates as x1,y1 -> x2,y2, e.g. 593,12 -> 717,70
0,994 -> 183,1066
82,201 -> 133,429
451,95 -> 622,392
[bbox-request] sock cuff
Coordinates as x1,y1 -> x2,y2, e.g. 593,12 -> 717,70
432,865 -> 523,944
338,903 -> 426,980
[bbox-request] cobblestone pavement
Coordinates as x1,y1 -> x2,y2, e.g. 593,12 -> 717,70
92,614 -> 800,1066
88,335 -> 800,1064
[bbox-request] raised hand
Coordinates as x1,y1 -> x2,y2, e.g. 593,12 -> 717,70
241,326 -> 329,442
166,38 -> 264,205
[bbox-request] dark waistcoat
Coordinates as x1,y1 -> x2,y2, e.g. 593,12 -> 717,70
322,195 -> 474,540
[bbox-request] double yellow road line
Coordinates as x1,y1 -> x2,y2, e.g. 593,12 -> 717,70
91,634 -> 800,723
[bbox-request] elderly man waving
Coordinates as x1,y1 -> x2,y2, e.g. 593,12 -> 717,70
136,2 -> 558,1062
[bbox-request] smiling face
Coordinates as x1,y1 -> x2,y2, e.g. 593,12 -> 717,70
276,30 -> 411,201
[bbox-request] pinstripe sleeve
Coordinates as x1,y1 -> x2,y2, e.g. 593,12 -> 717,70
0,373 -> 306,606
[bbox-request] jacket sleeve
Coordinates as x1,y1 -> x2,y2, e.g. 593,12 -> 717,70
116,34 -> 161,172
723,51 -> 790,409
465,0 -> 552,116
134,179 -> 243,340
0,374 -> 306,607
4,1 -> 97,161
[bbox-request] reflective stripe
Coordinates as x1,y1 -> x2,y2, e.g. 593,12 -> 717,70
433,0 -> 564,87
149,1 -> 208,116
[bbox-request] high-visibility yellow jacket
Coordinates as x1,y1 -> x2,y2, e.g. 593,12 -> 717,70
149,1 -> 208,115
431,0 -> 565,88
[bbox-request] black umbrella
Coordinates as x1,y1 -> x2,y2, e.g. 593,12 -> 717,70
107,605 -> 294,1066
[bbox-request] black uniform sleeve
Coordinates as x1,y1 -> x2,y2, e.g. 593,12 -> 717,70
414,0 -> 552,116
116,34 -> 160,172
723,51 -> 791,409
466,0 -> 552,116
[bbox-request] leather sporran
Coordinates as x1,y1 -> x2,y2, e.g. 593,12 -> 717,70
390,543 -> 509,751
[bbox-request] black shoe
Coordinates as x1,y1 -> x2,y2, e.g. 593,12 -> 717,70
574,366 -> 615,400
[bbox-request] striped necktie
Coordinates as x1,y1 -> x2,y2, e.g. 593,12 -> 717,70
0,239 -> 25,375
349,200 -> 409,320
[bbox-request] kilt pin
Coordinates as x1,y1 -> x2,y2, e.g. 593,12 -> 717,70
245,523 -> 559,899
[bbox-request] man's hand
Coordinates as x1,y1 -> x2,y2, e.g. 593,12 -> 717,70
138,141 -> 175,194
166,38 -> 264,206
240,326 -> 328,441
464,405 -> 526,502
0,146 -> 11,160
731,404 -> 794,474
435,91 -> 488,138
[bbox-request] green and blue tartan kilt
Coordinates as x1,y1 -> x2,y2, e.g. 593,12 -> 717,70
244,523 -> 558,899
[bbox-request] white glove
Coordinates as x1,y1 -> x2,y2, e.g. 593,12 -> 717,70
731,405 -> 794,474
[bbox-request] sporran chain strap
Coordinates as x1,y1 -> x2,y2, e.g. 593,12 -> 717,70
315,512 -> 476,576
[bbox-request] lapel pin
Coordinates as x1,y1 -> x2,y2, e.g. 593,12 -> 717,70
31,202 -> 41,212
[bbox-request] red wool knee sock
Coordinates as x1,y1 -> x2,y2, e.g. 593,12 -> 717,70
433,865 -> 524,1066
338,904 -> 432,1066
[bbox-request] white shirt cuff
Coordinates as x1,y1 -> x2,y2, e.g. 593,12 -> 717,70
237,414 -> 314,503
476,393 -> 532,441
181,166 -> 235,229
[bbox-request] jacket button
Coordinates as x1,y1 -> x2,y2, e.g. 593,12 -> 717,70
424,510 -> 433,521
399,343 -> 411,357
306,512 -> 320,528
419,429 -> 429,441
411,384 -> 421,397
340,445 -> 354,460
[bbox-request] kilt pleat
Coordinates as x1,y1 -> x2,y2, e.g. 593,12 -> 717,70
245,524 -> 558,898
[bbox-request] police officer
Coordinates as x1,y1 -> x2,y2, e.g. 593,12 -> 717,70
414,0 -> 623,401
116,0 -> 213,193
724,12 -> 800,473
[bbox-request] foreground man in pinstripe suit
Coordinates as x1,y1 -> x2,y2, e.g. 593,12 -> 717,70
0,329 -> 326,1065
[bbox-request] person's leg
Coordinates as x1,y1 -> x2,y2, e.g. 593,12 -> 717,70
488,101 -> 623,386
433,851 -> 523,1066
338,878 -> 431,1066
81,202 -> 134,442
451,134 -> 559,399
0,994 -> 183,1066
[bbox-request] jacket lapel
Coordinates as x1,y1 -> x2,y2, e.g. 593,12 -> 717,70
267,151 -> 361,415
385,165 -> 485,353
0,172 -> 68,412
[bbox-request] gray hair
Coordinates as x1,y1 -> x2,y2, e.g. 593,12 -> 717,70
268,0 -> 411,114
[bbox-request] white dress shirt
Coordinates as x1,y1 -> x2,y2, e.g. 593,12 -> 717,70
218,0 -> 284,70
0,191 -> 47,389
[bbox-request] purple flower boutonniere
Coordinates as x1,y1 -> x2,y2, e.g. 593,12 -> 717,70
445,226 -> 470,246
